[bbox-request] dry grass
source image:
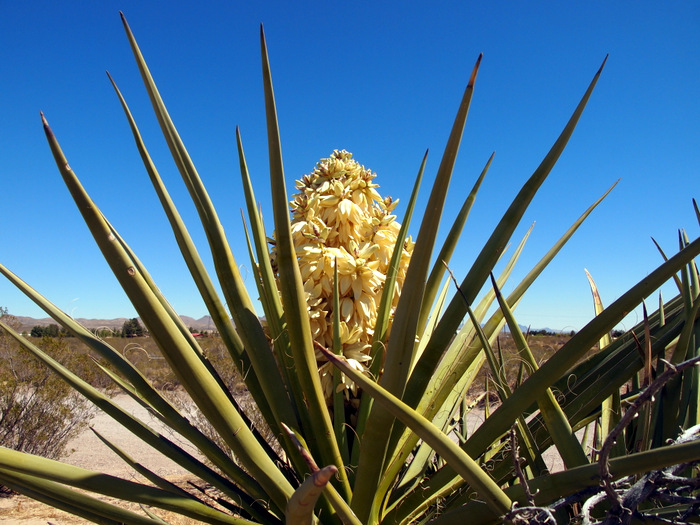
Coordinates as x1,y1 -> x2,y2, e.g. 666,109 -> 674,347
5,328 -> 579,396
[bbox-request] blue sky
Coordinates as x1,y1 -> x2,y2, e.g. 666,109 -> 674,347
1,2 -> 698,331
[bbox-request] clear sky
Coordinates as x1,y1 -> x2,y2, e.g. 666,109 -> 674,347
1,2 -> 698,331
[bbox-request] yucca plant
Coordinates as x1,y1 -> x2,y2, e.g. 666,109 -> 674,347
1,12 -> 699,525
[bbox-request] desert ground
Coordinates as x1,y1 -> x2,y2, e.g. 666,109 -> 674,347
0,392 -> 571,524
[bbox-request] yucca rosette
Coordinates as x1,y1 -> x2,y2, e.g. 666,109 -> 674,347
286,150 -> 413,402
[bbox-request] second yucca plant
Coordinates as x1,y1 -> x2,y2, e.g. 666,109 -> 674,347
1,12 -> 699,525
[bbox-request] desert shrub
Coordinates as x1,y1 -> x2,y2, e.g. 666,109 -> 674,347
0,313 -> 95,494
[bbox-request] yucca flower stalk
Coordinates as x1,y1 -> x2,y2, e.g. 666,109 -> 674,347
1,12 -> 699,525
281,149 -> 413,403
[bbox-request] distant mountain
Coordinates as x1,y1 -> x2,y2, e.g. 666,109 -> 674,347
500,324 -> 570,335
538,327 -> 571,335
13,315 -> 214,333
499,324 -> 532,334
179,316 -> 215,331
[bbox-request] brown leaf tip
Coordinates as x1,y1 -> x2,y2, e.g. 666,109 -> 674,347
312,465 -> 338,487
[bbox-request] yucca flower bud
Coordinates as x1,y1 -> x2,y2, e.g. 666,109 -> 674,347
286,150 -> 413,402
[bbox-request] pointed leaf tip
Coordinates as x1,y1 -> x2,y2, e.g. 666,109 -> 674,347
468,54 -> 483,87
489,272 -> 502,298
120,11 -> 131,33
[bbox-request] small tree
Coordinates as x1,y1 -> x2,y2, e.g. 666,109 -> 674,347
30,324 -> 61,338
122,317 -> 144,337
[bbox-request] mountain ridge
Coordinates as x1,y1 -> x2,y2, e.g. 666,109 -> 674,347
12,315 -> 214,333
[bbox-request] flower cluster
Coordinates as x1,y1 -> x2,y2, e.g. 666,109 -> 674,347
287,150 -> 413,402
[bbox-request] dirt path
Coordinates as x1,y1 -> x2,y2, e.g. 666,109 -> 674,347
62,393 -> 200,478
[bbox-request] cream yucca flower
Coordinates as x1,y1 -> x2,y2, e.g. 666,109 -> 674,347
287,150 -> 413,402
